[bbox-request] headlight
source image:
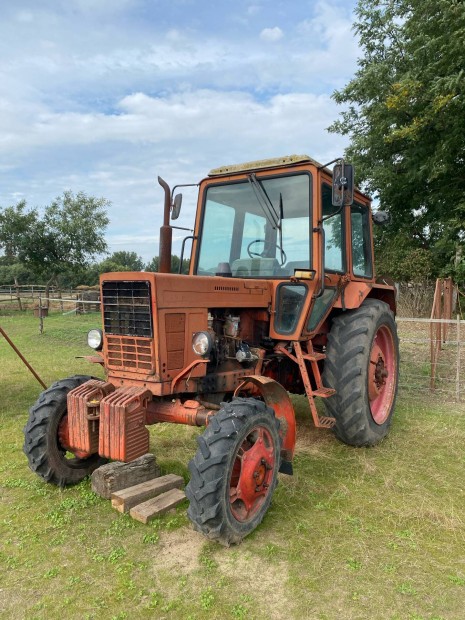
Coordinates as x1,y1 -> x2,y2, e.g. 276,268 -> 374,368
192,331 -> 213,357
87,328 -> 103,351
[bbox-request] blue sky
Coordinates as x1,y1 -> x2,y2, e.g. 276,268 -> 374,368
0,0 -> 359,263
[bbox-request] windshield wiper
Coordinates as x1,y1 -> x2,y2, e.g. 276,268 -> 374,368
247,174 -> 286,265
278,192 -> 284,264
247,173 -> 280,230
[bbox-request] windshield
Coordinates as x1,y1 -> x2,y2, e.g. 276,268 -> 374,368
196,173 -> 311,278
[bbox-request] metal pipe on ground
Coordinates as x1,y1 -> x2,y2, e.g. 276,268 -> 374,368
0,326 -> 47,389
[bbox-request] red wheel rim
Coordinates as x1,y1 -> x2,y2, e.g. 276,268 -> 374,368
228,425 -> 276,523
368,325 -> 397,425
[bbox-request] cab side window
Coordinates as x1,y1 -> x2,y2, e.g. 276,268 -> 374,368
322,184 -> 345,273
351,203 -> 373,278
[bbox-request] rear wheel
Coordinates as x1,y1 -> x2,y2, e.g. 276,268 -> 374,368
322,299 -> 399,446
186,397 -> 281,546
23,375 -> 106,486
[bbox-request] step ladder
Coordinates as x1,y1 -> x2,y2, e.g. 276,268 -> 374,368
276,341 -> 336,429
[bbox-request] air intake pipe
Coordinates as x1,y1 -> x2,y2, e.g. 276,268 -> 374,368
158,176 -> 172,273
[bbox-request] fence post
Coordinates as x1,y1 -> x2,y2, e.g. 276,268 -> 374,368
14,277 -> 23,311
58,288 -> 64,313
430,280 -> 441,390
457,314 -> 461,403
38,294 -> 44,334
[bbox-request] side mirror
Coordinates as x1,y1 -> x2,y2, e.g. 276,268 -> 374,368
332,162 -> 354,207
171,193 -> 182,220
372,210 -> 390,226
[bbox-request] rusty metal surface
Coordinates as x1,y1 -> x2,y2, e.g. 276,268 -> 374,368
99,386 -> 151,461
430,277 -> 456,389
106,335 -> 155,374
170,359 -> 209,393
234,375 -> 297,460
275,342 -> 335,429
158,176 -> 173,274
67,380 -> 115,454
146,398 -> 215,427
75,354 -> 104,365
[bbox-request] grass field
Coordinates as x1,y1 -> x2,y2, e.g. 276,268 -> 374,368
1,311 -> 465,620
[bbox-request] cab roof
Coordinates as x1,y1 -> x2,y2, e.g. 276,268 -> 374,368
208,154 -> 327,177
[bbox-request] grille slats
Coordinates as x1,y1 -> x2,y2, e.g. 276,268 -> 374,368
102,281 -> 153,337
106,336 -> 154,371
102,281 -> 155,373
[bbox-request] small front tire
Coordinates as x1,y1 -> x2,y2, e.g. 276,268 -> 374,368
186,397 -> 282,546
23,375 -> 107,486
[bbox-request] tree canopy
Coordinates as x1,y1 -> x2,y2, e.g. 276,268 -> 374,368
91,252 -> 145,277
145,255 -> 190,274
0,191 -> 110,286
329,0 -> 465,283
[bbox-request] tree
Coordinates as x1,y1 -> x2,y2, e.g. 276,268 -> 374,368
0,191 -> 110,292
0,201 -> 38,264
106,251 -> 144,271
146,255 -> 190,274
329,0 -> 465,283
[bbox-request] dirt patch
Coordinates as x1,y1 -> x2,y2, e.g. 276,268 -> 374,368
154,527 -> 205,573
216,549 -> 293,620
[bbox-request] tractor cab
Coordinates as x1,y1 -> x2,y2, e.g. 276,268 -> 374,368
168,155 -> 386,342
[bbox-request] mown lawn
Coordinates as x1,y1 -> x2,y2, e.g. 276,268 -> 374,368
1,311 -> 465,620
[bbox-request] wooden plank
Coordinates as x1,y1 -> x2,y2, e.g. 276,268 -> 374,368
91,453 -> 160,499
129,488 -> 186,524
111,474 -> 184,513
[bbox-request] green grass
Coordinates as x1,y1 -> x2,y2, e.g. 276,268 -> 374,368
1,311 -> 465,619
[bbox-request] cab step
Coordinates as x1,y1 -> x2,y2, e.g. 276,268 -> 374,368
302,351 -> 326,362
275,341 -> 337,430
311,387 -> 336,398
315,416 -> 336,429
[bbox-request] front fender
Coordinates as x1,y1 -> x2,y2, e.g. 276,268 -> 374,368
234,375 -> 296,475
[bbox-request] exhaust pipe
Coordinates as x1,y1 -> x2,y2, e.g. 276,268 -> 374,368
158,176 -> 172,273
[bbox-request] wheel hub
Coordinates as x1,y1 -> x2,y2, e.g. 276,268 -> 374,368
230,426 -> 275,522
368,325 -> 397,425
369,343 -> 388,400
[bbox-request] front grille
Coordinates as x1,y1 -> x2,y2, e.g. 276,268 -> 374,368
102,280 -> 153,337
106,336 -> 154,373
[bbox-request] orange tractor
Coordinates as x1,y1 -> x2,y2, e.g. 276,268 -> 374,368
24,155 -> 399,545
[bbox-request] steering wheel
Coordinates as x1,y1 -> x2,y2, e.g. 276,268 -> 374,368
246,239 -> 287,266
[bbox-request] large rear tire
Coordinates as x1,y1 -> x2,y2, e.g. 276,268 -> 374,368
186,397 -> 282,546
23,375 -> 107,486
322,299 -> 399,446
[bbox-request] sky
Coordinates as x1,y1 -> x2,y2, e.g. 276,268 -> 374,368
0,0 -> 360,264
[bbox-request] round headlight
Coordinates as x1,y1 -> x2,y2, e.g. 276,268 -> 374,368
192,331 -> 213,357
87,328 -> 103,351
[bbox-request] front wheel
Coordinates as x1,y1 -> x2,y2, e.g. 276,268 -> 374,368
23,375 -> 107,486
322,299 -> 399,446
186,397 -> 282,546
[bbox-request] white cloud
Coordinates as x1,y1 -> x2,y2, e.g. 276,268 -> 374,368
0,0 -> 359,262
259,26 -> 284,42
